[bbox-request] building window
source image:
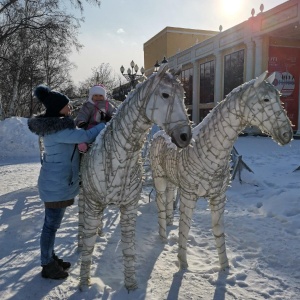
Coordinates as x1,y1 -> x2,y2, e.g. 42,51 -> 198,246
199,108 -> 211,122
224,49 -> 244,97
200,60 -> 215,104
181,68 -> 193,120
199,60 -> 215,122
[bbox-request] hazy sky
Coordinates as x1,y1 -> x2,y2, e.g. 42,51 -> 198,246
68,0 -> 285,85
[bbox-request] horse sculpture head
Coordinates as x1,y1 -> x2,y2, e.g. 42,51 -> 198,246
144,63 -> 192,148
240,71 -> 293,145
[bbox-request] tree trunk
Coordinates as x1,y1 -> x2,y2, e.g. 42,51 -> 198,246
0,94 -> 4,120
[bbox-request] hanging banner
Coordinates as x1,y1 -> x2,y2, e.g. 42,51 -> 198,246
268,46 -> 299,131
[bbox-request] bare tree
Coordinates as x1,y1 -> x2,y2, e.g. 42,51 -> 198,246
0,94 -> 3,120
0,0 -> 101,118
0,0 -> 101,53
77,63 -> 119,97
0,0 -> 102,118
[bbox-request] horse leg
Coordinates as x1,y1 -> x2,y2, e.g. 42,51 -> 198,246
166,182 -> 177,226
177,190 -> 197,270
78,155 -> 85,251
153,177 -> 168,241
209,194 -> 229,269
78,187 -> 84,252
97,217 -> 104,236
120,203 -> 138,291
79,196 -> 104,289
173,189 -> 180,210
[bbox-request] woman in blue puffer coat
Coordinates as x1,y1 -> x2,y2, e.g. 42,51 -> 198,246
28,85 -> 105,280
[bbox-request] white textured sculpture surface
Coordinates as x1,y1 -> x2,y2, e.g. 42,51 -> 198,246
149,71 -> 293,271
78,63 -> 192,291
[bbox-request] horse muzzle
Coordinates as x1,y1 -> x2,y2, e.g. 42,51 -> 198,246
277,128 -> 293,145
170,124 -> 192,148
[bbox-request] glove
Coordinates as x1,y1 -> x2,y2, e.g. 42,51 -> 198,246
78,121 -> 87,129
78,143 -> 88,153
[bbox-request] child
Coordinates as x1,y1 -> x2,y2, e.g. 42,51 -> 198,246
75,84 -> 116,153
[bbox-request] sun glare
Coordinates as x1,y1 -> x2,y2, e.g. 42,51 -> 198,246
220,0 -> 243,16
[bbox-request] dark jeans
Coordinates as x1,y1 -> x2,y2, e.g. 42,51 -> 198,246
40,207 -> 66,266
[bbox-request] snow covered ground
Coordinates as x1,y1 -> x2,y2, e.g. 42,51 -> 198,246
0,117 -> 299,300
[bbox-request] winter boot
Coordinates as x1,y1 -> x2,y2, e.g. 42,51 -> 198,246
52,254 -> 71,270
41,260 -> 68,279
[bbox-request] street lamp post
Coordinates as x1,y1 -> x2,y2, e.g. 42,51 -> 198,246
153,60 -> 160,73
120,60 -> 145,89
153,56 -> 168,73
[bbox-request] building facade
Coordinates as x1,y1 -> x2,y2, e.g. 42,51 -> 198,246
144,0 -> 300,132
143,27 -> 218,75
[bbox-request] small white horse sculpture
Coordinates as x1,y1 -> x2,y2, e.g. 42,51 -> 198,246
79,63 -> 192,290
149,71 -> 293,271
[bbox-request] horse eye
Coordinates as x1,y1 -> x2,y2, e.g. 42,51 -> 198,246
162,93 -> 169,98
263,98 -> 269,102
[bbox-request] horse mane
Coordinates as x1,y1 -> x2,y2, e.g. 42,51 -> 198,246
192,79 -> 254,136
193,77 -> 281,139
94,69 -> 183,144
225,77 -> 280,102
224,79 -> 253,101
94,74 -> 156,144
111,70 -> 181,120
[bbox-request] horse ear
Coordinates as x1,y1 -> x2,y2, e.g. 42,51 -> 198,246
266,72 -> 276,84
171,65 -> 182,77
156,63 -> 169,77
254,71 -> 268,88
138,75 -> 147,83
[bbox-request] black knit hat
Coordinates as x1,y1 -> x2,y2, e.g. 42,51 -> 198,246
34,85 -> 70,117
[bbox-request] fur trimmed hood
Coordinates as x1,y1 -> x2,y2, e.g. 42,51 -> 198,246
28,115 -> 75,136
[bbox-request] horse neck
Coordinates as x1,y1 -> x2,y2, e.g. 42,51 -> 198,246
191,89 -> 247,158
104,81 -> 152,154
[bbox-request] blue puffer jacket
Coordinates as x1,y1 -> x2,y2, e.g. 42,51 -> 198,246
28,116 -> 104,202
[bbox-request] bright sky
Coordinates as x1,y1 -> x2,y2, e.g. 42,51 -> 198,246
69,0 -> 285,85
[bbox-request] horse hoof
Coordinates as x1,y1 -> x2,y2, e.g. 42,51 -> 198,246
125,281 -> 138,291
159,235 -> 168,243
220,260 -> 229,270
179,260 -> 188,270
79,284 -> 90,292
79,278 -> 92,292
79,279 -> 91,292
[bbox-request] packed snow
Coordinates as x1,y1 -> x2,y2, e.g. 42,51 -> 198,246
0,117 -> 299,299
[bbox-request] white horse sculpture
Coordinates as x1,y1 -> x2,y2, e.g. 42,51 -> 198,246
149,71 -> 293,271
79,63 -> 192,291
